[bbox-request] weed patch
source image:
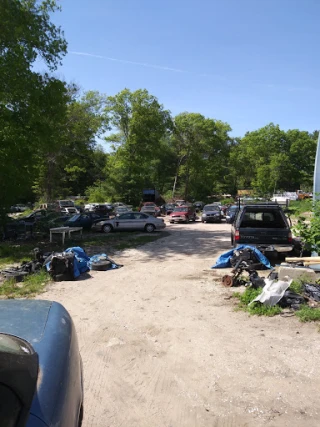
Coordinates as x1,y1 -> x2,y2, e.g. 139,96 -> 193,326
233,286 -> 282,317
295,306 -> 320,322
290,280 -> 304,295
0,270 -> 50,299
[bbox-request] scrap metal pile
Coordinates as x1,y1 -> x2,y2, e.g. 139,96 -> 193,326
214,247 -> 320,310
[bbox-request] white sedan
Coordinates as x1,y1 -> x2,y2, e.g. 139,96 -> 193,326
91,212 -> 166,233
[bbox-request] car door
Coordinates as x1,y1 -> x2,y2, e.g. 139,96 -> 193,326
114,213 -> 134,230
132,212 -> 148,230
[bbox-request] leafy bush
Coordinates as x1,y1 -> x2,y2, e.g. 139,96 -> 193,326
293,199 -> 320,253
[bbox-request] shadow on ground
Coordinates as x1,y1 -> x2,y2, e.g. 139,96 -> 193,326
117,224 -> 232,263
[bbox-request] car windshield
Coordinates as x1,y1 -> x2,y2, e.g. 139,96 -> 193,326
68,214 -> 80,221
174,207 -> 188,212
203,206 -> 219,211
229,206 -> 239,211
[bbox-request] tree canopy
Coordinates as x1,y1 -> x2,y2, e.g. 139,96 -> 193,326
0,1 -> 318,212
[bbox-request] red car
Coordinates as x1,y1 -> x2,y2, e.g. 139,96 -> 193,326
169,205 -> 196,223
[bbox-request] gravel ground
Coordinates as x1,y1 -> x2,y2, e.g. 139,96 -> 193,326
40,221 -> 320,427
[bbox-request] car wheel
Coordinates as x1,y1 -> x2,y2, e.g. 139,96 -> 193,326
91,260 -> 112,271
201,220 -> 205,223
102,224 -> 113,233
169,221 -> 174,224
145,224 -> 155,233
192,216 -> 196,222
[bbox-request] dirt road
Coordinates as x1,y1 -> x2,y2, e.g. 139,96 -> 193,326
41,222 -> 320,427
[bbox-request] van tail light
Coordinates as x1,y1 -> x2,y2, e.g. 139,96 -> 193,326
288,232 -> 292,243
235,230 -> 240,241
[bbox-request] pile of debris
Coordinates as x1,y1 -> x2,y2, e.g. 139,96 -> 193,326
0,246 -> 122,283
212,246 -> 320,311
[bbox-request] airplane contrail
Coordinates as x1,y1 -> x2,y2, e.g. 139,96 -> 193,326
69,51 -> 187,73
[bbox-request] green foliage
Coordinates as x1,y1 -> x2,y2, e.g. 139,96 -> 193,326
293,200 -> 320,253
290,280 -> 304,295
288,199 -> 312,217
234,287 -> 282,316
296,306 -> 320,322
0,0 -> 67,212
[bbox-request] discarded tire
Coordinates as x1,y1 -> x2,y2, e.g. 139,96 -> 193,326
90,260 -> 112,271
2,270 -> 29,282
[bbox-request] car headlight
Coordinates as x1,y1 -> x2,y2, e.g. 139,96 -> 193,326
202,213 -> 207,217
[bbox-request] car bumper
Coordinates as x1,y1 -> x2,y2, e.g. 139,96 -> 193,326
237,243 -> 294,253
170,217 -> 187,222
203,217 -> 221,222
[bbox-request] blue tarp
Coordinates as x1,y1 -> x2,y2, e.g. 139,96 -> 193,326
65,247 -> 90,277
211,245 -> 272,269
46,246 -> 121,278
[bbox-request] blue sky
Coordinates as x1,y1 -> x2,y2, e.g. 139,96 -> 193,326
45,0 -> 320,137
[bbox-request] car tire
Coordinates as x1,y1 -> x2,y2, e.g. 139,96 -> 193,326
145,224 -> 155,233
91,260 -> 112,271
192,216 -> 196,222
169,221 -> 174,224
102,224 -> 113,233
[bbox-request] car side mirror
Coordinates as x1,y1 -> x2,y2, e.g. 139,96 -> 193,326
0,334 -> 39,427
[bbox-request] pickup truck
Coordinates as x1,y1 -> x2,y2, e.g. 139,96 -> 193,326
230,203 -> 293,256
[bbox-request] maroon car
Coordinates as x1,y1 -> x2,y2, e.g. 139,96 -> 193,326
169,205 -> 196,223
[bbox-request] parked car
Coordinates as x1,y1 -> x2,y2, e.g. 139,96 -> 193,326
57,200 -> 75,210
84,203 -> 99,212
61,207 -> 80,215
64,212 -> 109,230
231,203 -> 294,256
175,199 -> 186,206
201,205 -> 222,223
92,212 -> 166,233
114,206 -> 130,216
225,205 -> 240,223
169,205 -> 196,223
162,203 -> 176,215
20,209 -> 49,224
113,202 -> 127,208
10,204 -> 29,213
0,299 -> 83,427
193,201 -> 204,211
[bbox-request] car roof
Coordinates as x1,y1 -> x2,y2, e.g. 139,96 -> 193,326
0,300 -> 76,425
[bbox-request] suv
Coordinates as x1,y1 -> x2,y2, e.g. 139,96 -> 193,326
169,205 -> 196,223
231,203 -> 293,256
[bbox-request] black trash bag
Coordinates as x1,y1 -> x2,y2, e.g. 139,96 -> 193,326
230,248 -> 263,270
304,284 -> 320,302
49,253 -> 75,282
278,290 -> 306,310
249,270 -> 266,288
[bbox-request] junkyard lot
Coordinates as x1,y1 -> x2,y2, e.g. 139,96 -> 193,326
41,221 -> 320,427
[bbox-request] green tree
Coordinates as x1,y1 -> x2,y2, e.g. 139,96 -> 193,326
0,0 -> 67,210
171,113 -> 231,200
104,89 -> 172,204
